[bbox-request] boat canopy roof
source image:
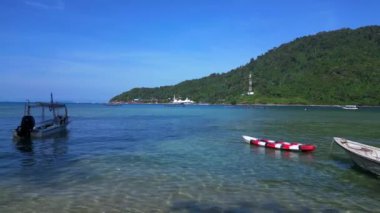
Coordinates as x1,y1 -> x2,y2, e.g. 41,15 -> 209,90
27,102 -> 67,109
25,101 -> 68,117
23,94 -> 68,117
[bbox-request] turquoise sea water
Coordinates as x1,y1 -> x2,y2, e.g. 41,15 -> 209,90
0,103 -> 380,212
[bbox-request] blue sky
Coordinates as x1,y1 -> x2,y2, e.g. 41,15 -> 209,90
0,0 -> 379,102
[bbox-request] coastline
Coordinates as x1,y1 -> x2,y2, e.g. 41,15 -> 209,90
108,101 -> 380,108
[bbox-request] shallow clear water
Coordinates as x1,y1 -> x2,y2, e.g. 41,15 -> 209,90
1,103 -> 380,212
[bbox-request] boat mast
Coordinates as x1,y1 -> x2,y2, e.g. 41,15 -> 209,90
51,93 -> 56,117
24,100 -> 30,115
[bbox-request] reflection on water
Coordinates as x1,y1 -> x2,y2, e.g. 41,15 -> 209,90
14,138 -> 33,153
12,131 -> 69,167
330,152 -> 380,179
249,146 -> 315,162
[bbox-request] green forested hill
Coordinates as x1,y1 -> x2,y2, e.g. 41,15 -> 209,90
110,26 -> 380,105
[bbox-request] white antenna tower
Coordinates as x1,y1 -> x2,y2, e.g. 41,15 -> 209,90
248,73 -> 254,95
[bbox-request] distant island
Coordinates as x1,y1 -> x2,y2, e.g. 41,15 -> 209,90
110,26 -> 380,105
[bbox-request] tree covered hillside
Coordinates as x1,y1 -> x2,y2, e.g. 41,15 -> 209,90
111,26 -> 380,105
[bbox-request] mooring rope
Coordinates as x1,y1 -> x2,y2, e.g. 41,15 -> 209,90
329,138 -> 336,155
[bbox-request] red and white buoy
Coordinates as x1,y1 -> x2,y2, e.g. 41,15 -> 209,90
242,135 -> 316,152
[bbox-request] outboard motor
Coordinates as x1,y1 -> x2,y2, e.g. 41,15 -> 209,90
16,115 -> 35,138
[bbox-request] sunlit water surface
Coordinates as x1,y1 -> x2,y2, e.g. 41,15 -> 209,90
1,103 -> 380,212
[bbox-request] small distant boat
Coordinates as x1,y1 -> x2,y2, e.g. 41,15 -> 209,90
333,137 -> 380,176
242,135 -> 316,152
342,105 -> 358,110
13,94 -> 69,139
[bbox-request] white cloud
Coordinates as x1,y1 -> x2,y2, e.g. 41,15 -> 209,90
25,0 -> 65,10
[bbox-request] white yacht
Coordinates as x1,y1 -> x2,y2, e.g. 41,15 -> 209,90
171,95 -> 194,105
342,105 -> 358,110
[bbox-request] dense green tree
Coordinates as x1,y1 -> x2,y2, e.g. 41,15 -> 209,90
111,26 -> 380,105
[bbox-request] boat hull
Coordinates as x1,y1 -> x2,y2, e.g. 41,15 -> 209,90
334,137 -> 380,176
32,124 -> 68,138
347,150 -> 380,175
14,123 -> 68,139
242,135 -> 316,152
